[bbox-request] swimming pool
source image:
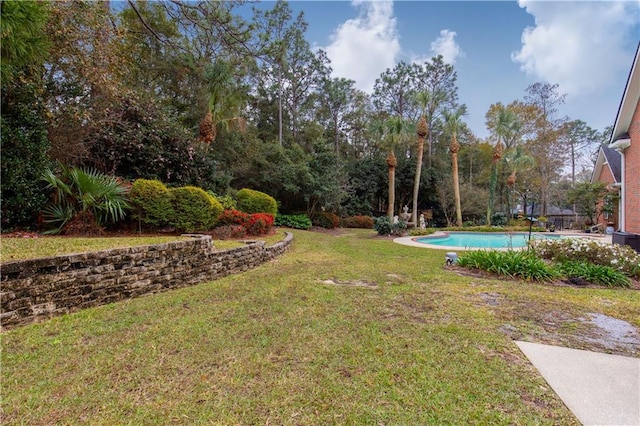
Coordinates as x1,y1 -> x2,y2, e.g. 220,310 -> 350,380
413,232 -> 562,250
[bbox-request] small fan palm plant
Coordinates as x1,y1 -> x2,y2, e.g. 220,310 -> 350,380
41,165 -> 130,234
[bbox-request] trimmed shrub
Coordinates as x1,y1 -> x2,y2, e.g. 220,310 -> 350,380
275,214 -> 312,230
208,191 -> 237,210
342,215 -> 374,229
169,186 -> 223,232
312,211 -> 340,229
374,216 -> 406,236
129,179 -> 173,228
236,188 -> 277,215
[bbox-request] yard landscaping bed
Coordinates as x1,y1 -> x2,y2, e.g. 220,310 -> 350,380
2,228 -> 638,424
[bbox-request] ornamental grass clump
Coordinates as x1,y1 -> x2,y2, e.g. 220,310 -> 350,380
457,250 -> 558,282
556,261 -> 630,288
530,238 -> 640,278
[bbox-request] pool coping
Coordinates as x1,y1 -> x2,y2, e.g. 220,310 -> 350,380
393,231 -> 611,251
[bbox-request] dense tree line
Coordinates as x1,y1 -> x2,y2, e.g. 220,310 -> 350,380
1,0 -> 609,230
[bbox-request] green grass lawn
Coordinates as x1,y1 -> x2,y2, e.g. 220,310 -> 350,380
0,235 -> 190,262
0,231 -> 288,262
2,228 -> 638,424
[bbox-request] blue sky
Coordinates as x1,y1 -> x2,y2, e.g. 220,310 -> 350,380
277,0 -> 640,139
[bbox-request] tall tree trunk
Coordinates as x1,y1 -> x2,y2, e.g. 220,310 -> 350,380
334,120 -> 340,157
507,171 -> 516,223
278,67 -> 283,145
452,152 -> 462,227
412,138 -> 423,225
427,131 -> 433,169
387,150 -> 397,221
487,141 -> 503,225
486,164 -> 497,225
449,133 -> 462,227
413,116 -> 428,225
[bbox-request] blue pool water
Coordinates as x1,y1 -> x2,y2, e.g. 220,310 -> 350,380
415,232 -> 561,249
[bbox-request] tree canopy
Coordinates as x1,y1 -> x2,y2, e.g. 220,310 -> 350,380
0,0 -> 611,230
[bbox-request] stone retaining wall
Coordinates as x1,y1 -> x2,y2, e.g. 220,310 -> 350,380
1,233 -> 293,329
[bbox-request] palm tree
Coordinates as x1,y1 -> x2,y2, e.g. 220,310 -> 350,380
411,115 -> 428,225
504,146 -> 535,221
487,141 -> 504,225
198,60 -> 245,144
443,105 -> 467,227
486,105 -> 518,224
415,89 -> 447,169
373,117 -> 411,221
386,148 -> 398,221
411,91 -> 445,226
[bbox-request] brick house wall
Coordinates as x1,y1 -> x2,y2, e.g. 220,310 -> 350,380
625,100 -> 640,234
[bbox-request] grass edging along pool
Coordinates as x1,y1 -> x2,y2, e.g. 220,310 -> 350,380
0,233 -> 293,329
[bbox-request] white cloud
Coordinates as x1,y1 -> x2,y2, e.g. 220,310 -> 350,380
323,0 -> 400,93
430,29 -> 464,64
512,0 -> 639,97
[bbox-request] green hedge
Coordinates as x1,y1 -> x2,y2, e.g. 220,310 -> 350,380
236,188 -> 277,215
129,179 -> 173,228
169,186 -> 223,232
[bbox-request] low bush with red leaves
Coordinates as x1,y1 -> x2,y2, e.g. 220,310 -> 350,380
312,211 -> 340,229
214,210 -> 274,237
217,209 -> 251,228
341,215 -> 374,229
247,213 -> 274,236
210,224 -> 247,239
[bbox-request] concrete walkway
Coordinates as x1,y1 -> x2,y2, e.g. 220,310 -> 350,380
515,341 -> 640,426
